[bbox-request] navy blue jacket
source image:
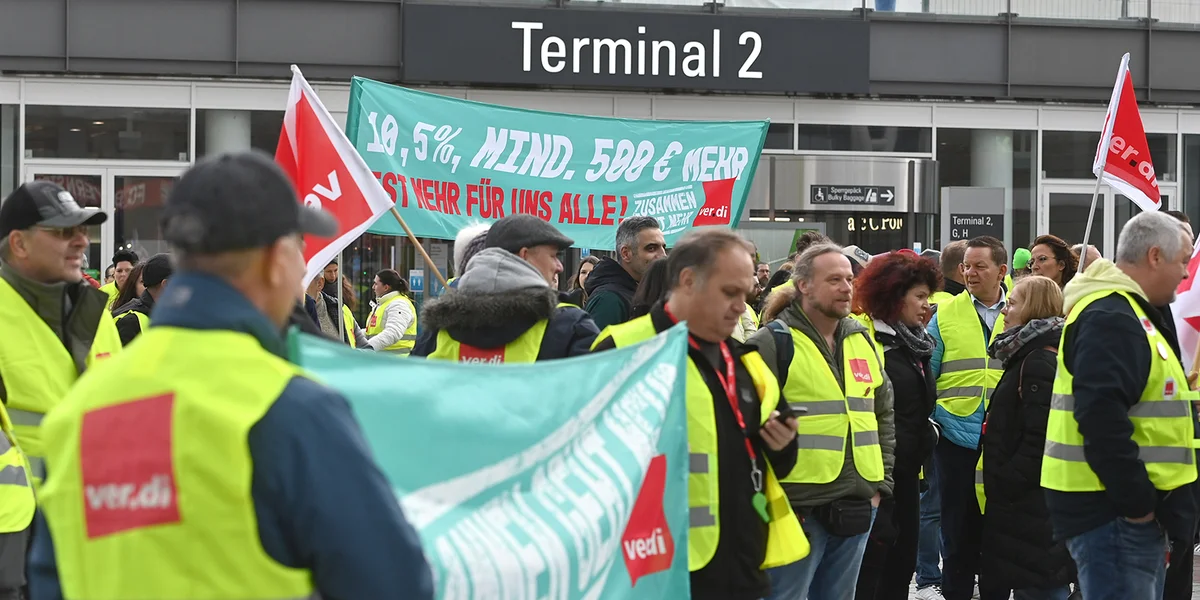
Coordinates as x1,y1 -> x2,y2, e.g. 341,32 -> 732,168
29,272 -> 434,600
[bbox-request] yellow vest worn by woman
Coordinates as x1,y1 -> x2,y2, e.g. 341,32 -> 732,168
0,278 -> 122,485
593,315 -> 809,571
38,326 -> 314,600
1041,291 -> 1198,493
366,293 -> 418,354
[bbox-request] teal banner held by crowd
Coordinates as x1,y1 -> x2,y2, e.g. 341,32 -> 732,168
288,324 -> 692,599
347,77 -> 769,250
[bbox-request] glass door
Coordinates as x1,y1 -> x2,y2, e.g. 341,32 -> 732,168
1041,183 -> 1177,259
24,165 -> 184,280
1042,183 -> 1106,257
22,166 -> 106,276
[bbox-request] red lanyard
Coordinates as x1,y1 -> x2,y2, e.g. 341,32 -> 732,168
664,304 -> 757,462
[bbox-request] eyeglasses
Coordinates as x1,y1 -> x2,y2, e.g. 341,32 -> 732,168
34,225 -> 89,240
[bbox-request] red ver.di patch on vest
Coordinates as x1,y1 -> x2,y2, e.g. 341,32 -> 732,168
80,393 -> 180,539
849,358 -> 873,383
459,344 -> 505,364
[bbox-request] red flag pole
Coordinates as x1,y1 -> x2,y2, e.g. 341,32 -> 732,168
1077,176 -> 1104,276
389,206 -> 450,289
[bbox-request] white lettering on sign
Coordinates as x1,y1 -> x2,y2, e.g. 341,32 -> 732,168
1108,135 -> 1159,189
512,21 -> 763,80
681,146 -> 749,182
304,171 -> 341,210
622,527 -> 668,560
85,474 -> 174,512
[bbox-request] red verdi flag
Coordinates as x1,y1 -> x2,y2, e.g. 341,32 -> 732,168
276,66 -> 395,284
1092,53 -> 1161,213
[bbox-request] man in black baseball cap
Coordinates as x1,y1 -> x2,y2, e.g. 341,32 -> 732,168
111,253 -> 175,346
0,180 -> 121,598
27,150 -> 435,600
411,214 -> 599,361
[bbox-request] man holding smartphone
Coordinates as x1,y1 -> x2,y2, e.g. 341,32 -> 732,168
749,242 -> 897,600
592,228 -> 807,600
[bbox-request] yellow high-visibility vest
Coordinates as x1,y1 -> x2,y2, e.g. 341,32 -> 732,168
593,316 -> 810,571
366,293 -> 418,355
38,326 -> 315,599
929,291 -> 955,306
935,292 -> 1005,419
429,321 -> 547,363
1041,290 -> 1198,493
779,325 -> 886,485
0,278 -> 122,485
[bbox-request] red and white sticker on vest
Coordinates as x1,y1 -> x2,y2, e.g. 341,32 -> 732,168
367,313 -> 378,329
80,393 -> 180,539
849,358 -> 873,383
1142,318 -> 1157,334
459,344 -> 505,364
1165,378 -> 1177,399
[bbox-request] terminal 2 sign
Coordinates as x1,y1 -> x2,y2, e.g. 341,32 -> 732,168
401,2 -> 870,94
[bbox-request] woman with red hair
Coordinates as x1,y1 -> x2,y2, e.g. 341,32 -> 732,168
852,251 -> 944,600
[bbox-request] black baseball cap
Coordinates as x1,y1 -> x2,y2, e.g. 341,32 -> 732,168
161,150 -> 338,254
485,214 -> 574,254
142,253 -> 174,287
0,181 -> 107,240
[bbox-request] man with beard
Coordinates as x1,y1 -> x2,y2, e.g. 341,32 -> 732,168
749,243 -> 896,600
583,216 -> 666,329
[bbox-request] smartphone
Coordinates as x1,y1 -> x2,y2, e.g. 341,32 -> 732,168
775,405 -> 806,424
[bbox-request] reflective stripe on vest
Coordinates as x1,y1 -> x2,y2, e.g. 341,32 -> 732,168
38,326 -> 315,599
0,405 -> 35,532
935,292 -> 1005,418
594,316 -> 809,571
975,451 -> 986,513
1041,290 -> 1198,493
780,324 -> 885,485
0,278 -> 122,488
365,293 -> 418,354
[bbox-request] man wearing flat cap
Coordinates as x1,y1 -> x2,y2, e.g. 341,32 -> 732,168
29,151 -> 433,600
111,252 -> 175,346
0,180 -> 120,598
413,213 -> 600,362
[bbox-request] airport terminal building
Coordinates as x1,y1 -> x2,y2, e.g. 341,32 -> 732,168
5,0 -> 1200,300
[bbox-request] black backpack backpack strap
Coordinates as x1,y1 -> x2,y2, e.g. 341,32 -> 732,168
766,319 -> 794,387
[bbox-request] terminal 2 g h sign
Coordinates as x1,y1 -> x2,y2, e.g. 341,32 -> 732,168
400,2 -> 870,94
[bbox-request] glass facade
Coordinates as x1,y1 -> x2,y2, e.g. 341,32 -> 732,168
798,125 -> 932,153
24,106 -> 189,161
0,105 -> 15,198
1043,131 -> 1176,182
937,129 -> 1036,252
195,110 -> 286,157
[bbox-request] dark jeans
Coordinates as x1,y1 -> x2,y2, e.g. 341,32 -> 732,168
1066,518 -> 1167,600
916,455 -> 943,587
854,467 -> 921,600
935,438 -> 982,600
0,527 -> 28,600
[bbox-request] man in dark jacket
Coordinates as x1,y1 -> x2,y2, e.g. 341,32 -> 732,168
584,216 -> 666,329
412,214 -> 599,361
112,253 -> 173,346
592,228 -> 802,600
1044,211 -> 1197,600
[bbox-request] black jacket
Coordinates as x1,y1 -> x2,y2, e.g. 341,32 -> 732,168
112,291 -> 156,346
411,286 -> 600,360
874,324 -> 938,478
592,302 -> 798,600
583,257 -> 638,330
981,328 -> 1075,589
1047,293 -> 1198,541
